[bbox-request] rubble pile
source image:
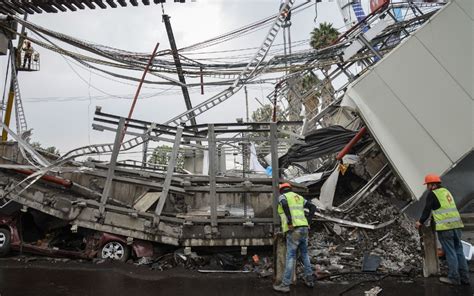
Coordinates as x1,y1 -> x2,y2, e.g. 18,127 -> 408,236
140,190 -> 422,280
148,248 -> 273,276
308,191 -> 422,275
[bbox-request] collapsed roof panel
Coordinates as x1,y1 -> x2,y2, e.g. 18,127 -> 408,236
344,0 -> 473,201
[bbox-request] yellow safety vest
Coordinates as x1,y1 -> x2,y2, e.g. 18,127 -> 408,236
432,188 -> 464,231
277,192 -> 309,233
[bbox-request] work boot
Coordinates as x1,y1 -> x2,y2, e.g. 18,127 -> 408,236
273,284 -> 290,293
461,279 -> 471,286
304,276 -> 315,288
439,277 -> 460,285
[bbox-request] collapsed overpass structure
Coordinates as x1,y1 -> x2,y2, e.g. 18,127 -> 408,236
0,0 -> 471,253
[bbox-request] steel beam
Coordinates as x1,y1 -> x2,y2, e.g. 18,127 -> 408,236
91,0 -> 107,9
36,1 -> 58,13
50,1 -> 67,12
3,1 -> 25,14
208,124 -> 218,227
99,117 -> 125,216
105,0 -> 117,8
93,124 -> 205,150
357,35 -> 383,60
183,186 -> 272,193
270,122 -> 280,226
162,14 -> 198,128
154,127 -> 183,218
58,1 -> 78,11
117,0 -> 127,7
70,0 -> 86,9
21,2 -> 42,13
85,170 -> 186,194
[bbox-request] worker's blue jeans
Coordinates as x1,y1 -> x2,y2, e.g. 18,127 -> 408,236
438,228 -> 470,283
282,227 -> 313,286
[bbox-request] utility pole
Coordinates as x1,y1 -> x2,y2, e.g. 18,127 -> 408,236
2,14 -> 27,142
281,2 -> 292,74
162,14 -> 197,128
244,86 -> 249,122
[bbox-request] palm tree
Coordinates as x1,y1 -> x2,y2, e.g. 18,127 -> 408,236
310,22 -> 340,50
300,74 -> 321,117
309,22 -> 339,111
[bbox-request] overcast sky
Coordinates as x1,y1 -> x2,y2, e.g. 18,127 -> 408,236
0,0 -> 361,157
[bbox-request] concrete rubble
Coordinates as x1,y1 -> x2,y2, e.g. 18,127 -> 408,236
308,192 -> 422,275
123,186 -> 424,279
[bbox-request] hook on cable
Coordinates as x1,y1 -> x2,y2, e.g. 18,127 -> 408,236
314,0 -> 319,24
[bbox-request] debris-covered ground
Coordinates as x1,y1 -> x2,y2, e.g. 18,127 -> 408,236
308,191 -> 422,277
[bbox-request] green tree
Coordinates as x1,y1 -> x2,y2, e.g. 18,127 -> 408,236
31,142 -> 60,156
300,73 -> 321,117
148,145 -> 184,171
251,104 -> 285,123
250,104 -> 288,159
310,22 -> 340,50
301,73 -> 320,91
31,142 -> 41,149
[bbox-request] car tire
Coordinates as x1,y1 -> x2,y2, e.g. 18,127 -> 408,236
99,241 -> 130,262
0,228 -> 11,257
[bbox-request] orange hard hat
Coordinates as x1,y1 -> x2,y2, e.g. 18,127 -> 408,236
424,174 -> 441,185
279,183 -> 292,190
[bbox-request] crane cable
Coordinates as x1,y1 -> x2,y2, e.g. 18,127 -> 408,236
314,0 -> 318,24
1,47 -> 11,120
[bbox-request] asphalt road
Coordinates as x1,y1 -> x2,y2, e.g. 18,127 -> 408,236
0,258 -> 471,296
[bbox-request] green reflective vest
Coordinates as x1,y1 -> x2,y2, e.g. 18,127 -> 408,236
432,188 -> 464,231
277,192 -> 309,233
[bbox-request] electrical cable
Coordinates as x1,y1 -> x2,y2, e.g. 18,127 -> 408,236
183,39 -> 310,56
22,85 -> 191,103
87,68 -> 92,145
6,0 -> 440,77
3,21 -> 316,79
26,28 -> 186,87
1,47 -> 11,120
179,1 -> 313,53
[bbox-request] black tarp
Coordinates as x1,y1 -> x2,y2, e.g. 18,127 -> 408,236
279,125 -> 371,169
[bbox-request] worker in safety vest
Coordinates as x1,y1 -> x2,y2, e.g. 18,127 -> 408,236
416,174 -> 470,286
279,0 -> 291,22
22,41 -> 34,69
273,183 -> 317,293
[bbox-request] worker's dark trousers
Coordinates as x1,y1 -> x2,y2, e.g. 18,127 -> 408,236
438,229 -> 469,283
23,56 -> 31,69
